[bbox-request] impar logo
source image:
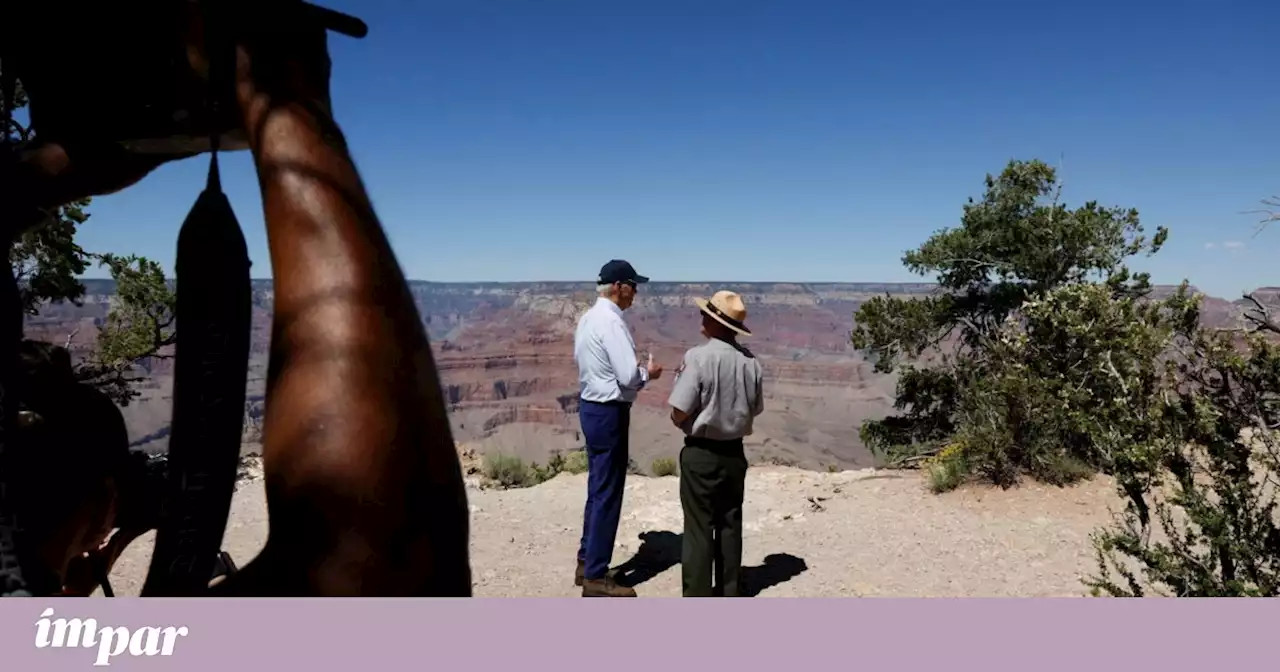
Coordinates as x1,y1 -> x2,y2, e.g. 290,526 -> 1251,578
34,607 -> 189,666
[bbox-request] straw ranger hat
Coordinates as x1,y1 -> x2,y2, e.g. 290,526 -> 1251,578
696,290 -> 751,336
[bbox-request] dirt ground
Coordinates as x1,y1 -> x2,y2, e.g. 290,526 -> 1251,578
104,465 -> 1127,597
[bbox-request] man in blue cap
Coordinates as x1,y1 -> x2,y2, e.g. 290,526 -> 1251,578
573,260 -> 662,597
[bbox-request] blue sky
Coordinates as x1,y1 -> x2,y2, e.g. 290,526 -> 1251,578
78,0 -> 1279,298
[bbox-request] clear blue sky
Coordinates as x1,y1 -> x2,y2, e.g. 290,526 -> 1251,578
79,0 -> 1279,298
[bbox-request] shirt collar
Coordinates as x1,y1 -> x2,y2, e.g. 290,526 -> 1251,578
595,296 -> 624,318
705,336 -> 735,351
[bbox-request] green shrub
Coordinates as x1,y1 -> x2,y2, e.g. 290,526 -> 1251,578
545,451 -> 566,475
529,460 -> 558,484
1088,319 -> 1280,597
482,450 -> 594,488
483,453 -> 535,488
562,450 -> 589,474
651,457 -> 678,477
924,442 -> 967,493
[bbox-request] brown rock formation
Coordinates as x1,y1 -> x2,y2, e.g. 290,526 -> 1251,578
20,279 -> 1256,471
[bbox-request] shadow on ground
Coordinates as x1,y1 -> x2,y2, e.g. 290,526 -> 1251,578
741,553 -> 808,597
612,531 -> 681,588
612,530 -> 808,596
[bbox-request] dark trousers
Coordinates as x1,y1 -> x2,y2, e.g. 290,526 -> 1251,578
577,400 -> 631,580
679,436 -> 748,597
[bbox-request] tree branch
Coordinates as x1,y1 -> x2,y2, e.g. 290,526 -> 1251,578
1242,293 -> 1280,335
1244,196 -> 1280,239
1103,350 -> 1130,396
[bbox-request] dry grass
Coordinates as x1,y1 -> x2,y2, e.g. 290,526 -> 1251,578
651,457 -> 678,477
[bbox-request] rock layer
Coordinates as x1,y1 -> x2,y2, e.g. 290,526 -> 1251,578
23,280 -> 1248,469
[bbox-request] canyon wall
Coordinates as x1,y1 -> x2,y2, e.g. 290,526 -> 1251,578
24,279 -> 1255,471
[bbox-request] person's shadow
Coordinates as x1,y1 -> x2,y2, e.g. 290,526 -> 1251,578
612,531 -> 808,597
740,553 -> 808,597
612,531 -> 681,588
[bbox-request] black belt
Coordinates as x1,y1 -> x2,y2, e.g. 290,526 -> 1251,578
580,398 -> 631,408
684,435 -> 745,451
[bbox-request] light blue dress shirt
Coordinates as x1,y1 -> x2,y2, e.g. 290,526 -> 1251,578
574,297 -> 649,403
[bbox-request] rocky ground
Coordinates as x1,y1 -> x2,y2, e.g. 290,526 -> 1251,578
103,461 -> 1128,597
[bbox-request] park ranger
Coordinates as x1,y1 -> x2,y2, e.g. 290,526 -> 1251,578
668,290 -> 764,597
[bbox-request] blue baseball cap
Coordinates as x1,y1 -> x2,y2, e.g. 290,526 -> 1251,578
598,260 -> 649,285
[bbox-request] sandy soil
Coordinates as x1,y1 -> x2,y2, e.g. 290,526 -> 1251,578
104,465 -> 1127,597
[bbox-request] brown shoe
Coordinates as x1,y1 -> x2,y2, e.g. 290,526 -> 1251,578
582,577 -> 637,598
576,560 -> 621,587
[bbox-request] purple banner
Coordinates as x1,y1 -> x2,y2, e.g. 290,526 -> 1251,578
0,598 -> 1274,670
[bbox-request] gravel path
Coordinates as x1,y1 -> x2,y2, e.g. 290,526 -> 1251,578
104,466 -> 1126,597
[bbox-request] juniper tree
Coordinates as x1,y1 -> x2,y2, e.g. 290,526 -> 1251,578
3,75 -> 176,405
851,159 -> 1168,488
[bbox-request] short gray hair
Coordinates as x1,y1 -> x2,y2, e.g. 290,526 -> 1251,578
597,283 -> 615,296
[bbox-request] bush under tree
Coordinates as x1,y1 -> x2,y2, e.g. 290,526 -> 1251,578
1088,294 -> 1280,597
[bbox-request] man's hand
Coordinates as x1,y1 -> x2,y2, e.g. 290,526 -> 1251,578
218,14 -> 472,596
646,353 -> 664,380
18,143 -> 172,201
0,143 -> 180,239
59,523 -> 140,596
60,551 -> 104,597
230,16 -> 333,148
176,3 -> 332,152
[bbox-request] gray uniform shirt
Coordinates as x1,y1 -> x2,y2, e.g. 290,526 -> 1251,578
667,338 -> 764,440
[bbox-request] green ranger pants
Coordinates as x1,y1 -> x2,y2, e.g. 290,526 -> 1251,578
679,436 -> 748,597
